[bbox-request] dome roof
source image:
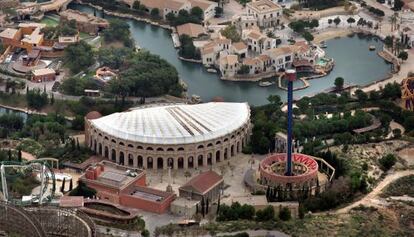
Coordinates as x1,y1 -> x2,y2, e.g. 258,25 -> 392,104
85,111 -> 102,120
90,102 -> 250,145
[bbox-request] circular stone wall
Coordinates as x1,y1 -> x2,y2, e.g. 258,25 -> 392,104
259,153 -> 319,188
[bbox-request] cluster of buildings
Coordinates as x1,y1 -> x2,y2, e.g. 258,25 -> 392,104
123,0 -> 217,21
79,159 -> 225,215
0,9 -> 108,82
194,0 -> 326,79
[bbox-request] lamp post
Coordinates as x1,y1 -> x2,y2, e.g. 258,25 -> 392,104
285,69 -> 296,176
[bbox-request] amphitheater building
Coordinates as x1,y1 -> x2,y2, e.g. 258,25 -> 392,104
85,102 -> 251,170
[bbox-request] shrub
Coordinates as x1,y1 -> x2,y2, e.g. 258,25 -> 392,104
278,207 -> 291,221
378,154 -> 397,171
255,206 -> 274,222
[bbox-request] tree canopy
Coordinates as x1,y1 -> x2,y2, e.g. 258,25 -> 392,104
64,41 -> 95,73
107,51 -> 184,98
103,19 -> 134,47
220,25 -> 241,42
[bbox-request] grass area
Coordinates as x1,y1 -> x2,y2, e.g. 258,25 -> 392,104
381,175 -> 414,198
40,17 -> 59,27
156,208 -> 407,237
79,32 -> 91,39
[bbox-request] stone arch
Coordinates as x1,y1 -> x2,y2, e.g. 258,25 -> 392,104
207,153 -> 213,165
207,143 -> 213,147
167,148 -> 174,152
224,148 -> 228,160
157,157 -> 164,169
137,145 -> 143,149
147,157 -> 153,169
147,147 -> 154,151
119,151 -> 125,165
178,147 -> 184,151
128,144 -> 134,148
104,136 -> 109,140
197,155 -> 203,166
167,158 -> 174,168
178,157 -> 184,169
188,156 -> 194,168
111,139 -> 116,143
104,146 -> 109,158
111,149 -> 116,161
231,145 -> 235,157
197,145 -> 204,149
138,156 -> 143,168
157,147 -> 164,152
216,150 -> 221,162
237,141 -> 241,153
98,143 -> 102,155
128,154 -> 134,166
119,142 -> 125,146
216,141 -> 221,145
224,138 -> 229,142
93,139 -> 97,152
99,133 -> 102,137
231,135 -> 235,139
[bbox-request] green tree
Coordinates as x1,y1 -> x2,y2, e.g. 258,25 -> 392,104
238,65 -> 250,75
379,154 -> 397,171
220,25 -> 241,42
190,6 -> 203,20
103,19 -> 133,47
346,17 -> 356,26
355,89 -> 368,103
334,17 -> 341,27
132,0 -> 140,10
278,207 -> 291,221
334,77 -> 344,90
178,35 -> 200,59
150,8 -> 160,18
302,31 -> 314,42
64,41 -> 95,73
398,51 -> 408,61
256,206 -> 275,221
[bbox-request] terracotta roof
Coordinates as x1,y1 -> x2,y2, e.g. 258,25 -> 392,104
60,196 -> 84,207
165,0 -> 188,11
248,30 -> 265,40
188,0 -> 216,11
0,28 -> 19,39
177,23 -> 204,38
247,0 -> 281,12
243,57 -> 260,65
201,46 -> 215,55
220,54 -> 238,65
215,37 -> 231,45
258,54 -> 271,62
180,170 -> 223,194
232,41 -> 247,51
265,46 -> 294,57
85,111 -> 102,120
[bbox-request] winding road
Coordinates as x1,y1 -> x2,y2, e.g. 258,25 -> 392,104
336,169 -> 414,214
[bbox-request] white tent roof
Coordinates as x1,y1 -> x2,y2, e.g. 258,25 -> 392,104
91,102 -> 250,145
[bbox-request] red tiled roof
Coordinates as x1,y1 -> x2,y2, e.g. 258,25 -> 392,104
180,170 -> 223,194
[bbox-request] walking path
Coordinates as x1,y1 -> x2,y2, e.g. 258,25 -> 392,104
335,169 -> 414,214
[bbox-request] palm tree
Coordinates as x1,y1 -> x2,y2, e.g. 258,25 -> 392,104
389,12 -> 398,32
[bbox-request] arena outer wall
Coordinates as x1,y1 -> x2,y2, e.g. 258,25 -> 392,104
84,106 -> 251,170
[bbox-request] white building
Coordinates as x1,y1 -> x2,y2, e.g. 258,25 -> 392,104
188,0 -> 218,20
219,54 -> 239,78
245,29 -> 277,54
246,0 -> 282,28
263,46 -> 294,71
